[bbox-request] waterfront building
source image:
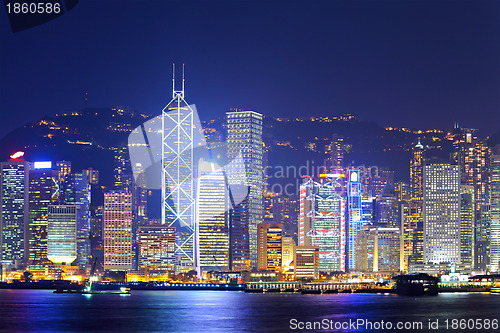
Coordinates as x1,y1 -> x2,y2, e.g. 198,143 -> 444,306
347,169 -> 363,271
490,151 -> 500,272
226,109 -> 263,269
0,157 -> 31,268
423,160 -> 461,265
460,185 -> 475,269
198,161 -> 229,272
299,175 -> 346,272
61,173 -> 91,269
28,164 -> 58,271
281,236 -> 295,267
355,226 -> 401,273
257,223 -> 283,271
47,205 -> 77,265
294,246 -> 319,280
161,68 -> 197,272
138,226 -> 176,272
103,191 -> 133,271
401,201 -> 422,271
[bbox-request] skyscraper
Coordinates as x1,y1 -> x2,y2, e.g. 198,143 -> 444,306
0,158 -> 31,268
410,139 -> 425,202
197,161 -> 229,272
226,109 -> 263,269
257,223 -> 283,271
347,169 -> 363,271
47,205 -> 77,265
355,226 -> 401,273
460,185 -> 475,269
103,191 -> 133,271
62,173 -> 91,269
299,175 -> 346,272
162,65 -> 196,272
28,164 -> 58,271
138,226 -> 176,272
423,160 -> 461,265
490,151 -> 500,272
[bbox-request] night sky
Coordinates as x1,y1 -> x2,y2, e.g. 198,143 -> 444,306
1,0 -> 499,138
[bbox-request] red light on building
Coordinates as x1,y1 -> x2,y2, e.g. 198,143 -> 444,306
10,151 -> 24,160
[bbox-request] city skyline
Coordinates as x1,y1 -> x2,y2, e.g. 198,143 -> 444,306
1,0 -> 500,140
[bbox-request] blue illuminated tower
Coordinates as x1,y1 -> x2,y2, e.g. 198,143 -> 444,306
347,169 -> 363,272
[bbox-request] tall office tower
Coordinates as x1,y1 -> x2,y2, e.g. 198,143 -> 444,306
401,202 -> 422,271
347,169 -> 363,271
47,205 -> 77,265
368,227 -> 401,273
323,134 -> 345,172
460,185 -> 475,269
294,246 -> 319,280
112,145 -> 133,192
257,223 -> 283,271
410,139 -> 425,202
281,236 -> 295,267
28,164 -> 58,270
361,197 -> 375,226
394,181 -> 410,202
62,173 -> 91,269
56,161 -> 71,183
162,66 -> 197,272
376,184 -> 399,228
90,206 -> 103,271
83,168 -> 99,185
103,191 -> 133,271
198,162 -> 229,272
452,126 -> 490,215
138,226 -> 176,272
226,109 -> 263,269
475,204 -> 490,271
490,151 -> 500,272
299,175 -> 346,272
423,160 -> 461,265
1,157 -> 31,268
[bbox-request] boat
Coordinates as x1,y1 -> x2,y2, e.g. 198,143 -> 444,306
393,273 -> 439,296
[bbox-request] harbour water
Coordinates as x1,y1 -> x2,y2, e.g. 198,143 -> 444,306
0,290 -> 499,332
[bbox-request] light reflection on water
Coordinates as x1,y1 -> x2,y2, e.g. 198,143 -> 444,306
0,290 -> 499,332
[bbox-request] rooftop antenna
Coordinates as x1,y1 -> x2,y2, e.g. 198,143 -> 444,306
182,63 -> 185,94
172,63 -> 175,98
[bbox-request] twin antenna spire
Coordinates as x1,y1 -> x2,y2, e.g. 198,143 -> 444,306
172,63 -> 185,98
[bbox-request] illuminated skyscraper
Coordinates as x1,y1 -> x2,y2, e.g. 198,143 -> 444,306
410,139 -> 425,202
47,205 -> 77,265
257,223 -> 283,271
198,162 -> 229,272
460,185 -> 475,269
294,246 -> 319,280
299,175 -> 346,272
0,158 -> 31,268
226,109 -> 263,269
138,226 -> 176,272
103,191 -> 133,271
347,169 -> 362,271
324,134 -> 345,172
281,236 -> 295,267
423,160 -> 461,265
401,201 -> 422,271
355,226 -> 401,273
490,152 -> 500,272
62,173 -> 91,269
28,163 -> 58,270
56,161 -> 71,183
162,65 -> 196,272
